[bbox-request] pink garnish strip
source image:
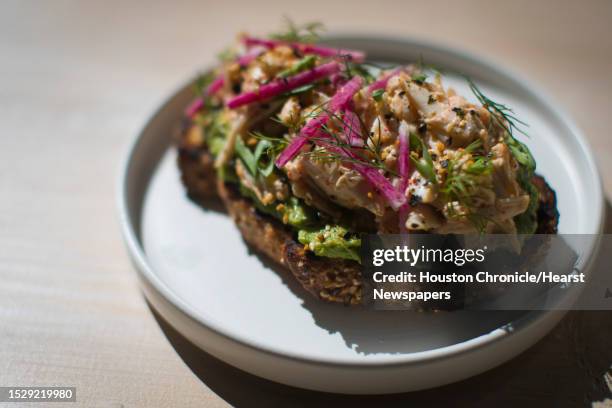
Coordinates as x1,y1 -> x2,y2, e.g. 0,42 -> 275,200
275,76 -> 363,167
237,45 -> 265,67
185,74 -> 225,117
227,61 -> 341,109
275,114 -> 329,167
316,139 -> 406,211
367,67 -> 403,94
341,109 -> 364,147
397,121 -> 411,232
185,47 -> 265,118
185,98 -> 205,118
243,36 -> 365,62
328,76 -> 363,111
397,121 -> 410,187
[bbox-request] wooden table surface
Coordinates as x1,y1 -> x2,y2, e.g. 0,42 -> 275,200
1,0 -> 611,406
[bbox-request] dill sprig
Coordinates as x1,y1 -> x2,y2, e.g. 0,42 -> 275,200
319,107 -> 393,173
409,132 -> 437,183
467,78 -> 529,138
441,140 -> 489,198
415,54 -> 443,77
466,78 -> 540,234
270,18 -> 324,43
439,139 -> 494,231
285,103 -> 395,176
302,149 -> 393,175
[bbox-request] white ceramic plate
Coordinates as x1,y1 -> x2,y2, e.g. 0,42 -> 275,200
118,36 -> 604,394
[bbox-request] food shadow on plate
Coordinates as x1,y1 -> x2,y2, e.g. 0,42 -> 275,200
237,219 -> 586,355
185,192 -> 227,215
241,239 -> 526,356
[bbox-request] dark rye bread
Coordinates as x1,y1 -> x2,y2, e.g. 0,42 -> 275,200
177,126 -> 559,306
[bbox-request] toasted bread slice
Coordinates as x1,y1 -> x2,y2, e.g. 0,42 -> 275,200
177,126 -> 559,305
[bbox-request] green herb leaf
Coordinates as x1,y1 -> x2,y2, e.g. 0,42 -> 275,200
270,18 -> 324,43
371,89 -> 385,101
410,156 -> 438,184
349,64 -> 375,83
464,139 -> 483,154
467,78 -> 529,138
193,71 -> 215,98
234,137 -> 257,176
507,136 -> 536,172
409,133 -> 437,183
253,140 -> 271,162
217,47 -> 237,62
278,55 -> 317,78
281,83 -> 316,97
411,73 -> 427,84
466,157 -> 492,175
202,110 -> 229,157
253,139 -> 275,177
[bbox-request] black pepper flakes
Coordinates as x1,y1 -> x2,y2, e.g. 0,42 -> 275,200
418,122 -> 427,134
452,107 -> 466,118
409,194 -> 422,206
292,47 -> 303,58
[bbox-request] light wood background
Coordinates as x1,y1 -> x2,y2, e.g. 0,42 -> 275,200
1,0 -> 611,406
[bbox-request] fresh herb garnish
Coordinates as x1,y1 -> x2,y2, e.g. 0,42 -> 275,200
234,136 -> 257,176
278,55 -> 317,78
235,136 -> 280,178
251,132 -> 289,176
217,47 -> 237,63
197,109 -> 228,156
467,78 -> 538,234
281,83 -> 316,97
452,107 -> 466,118
438,139 -> 493,232
348,63 -> 376,83
467,78 -> 529,138
252,140 -> 274,177
409,133 -> 437,183
270,18 -> 324,43
411,73 -> 427,84
300,108 -> 396,176
371,88 -> 385,101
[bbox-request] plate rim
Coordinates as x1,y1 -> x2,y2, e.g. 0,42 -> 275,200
117,33 -> 604,368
